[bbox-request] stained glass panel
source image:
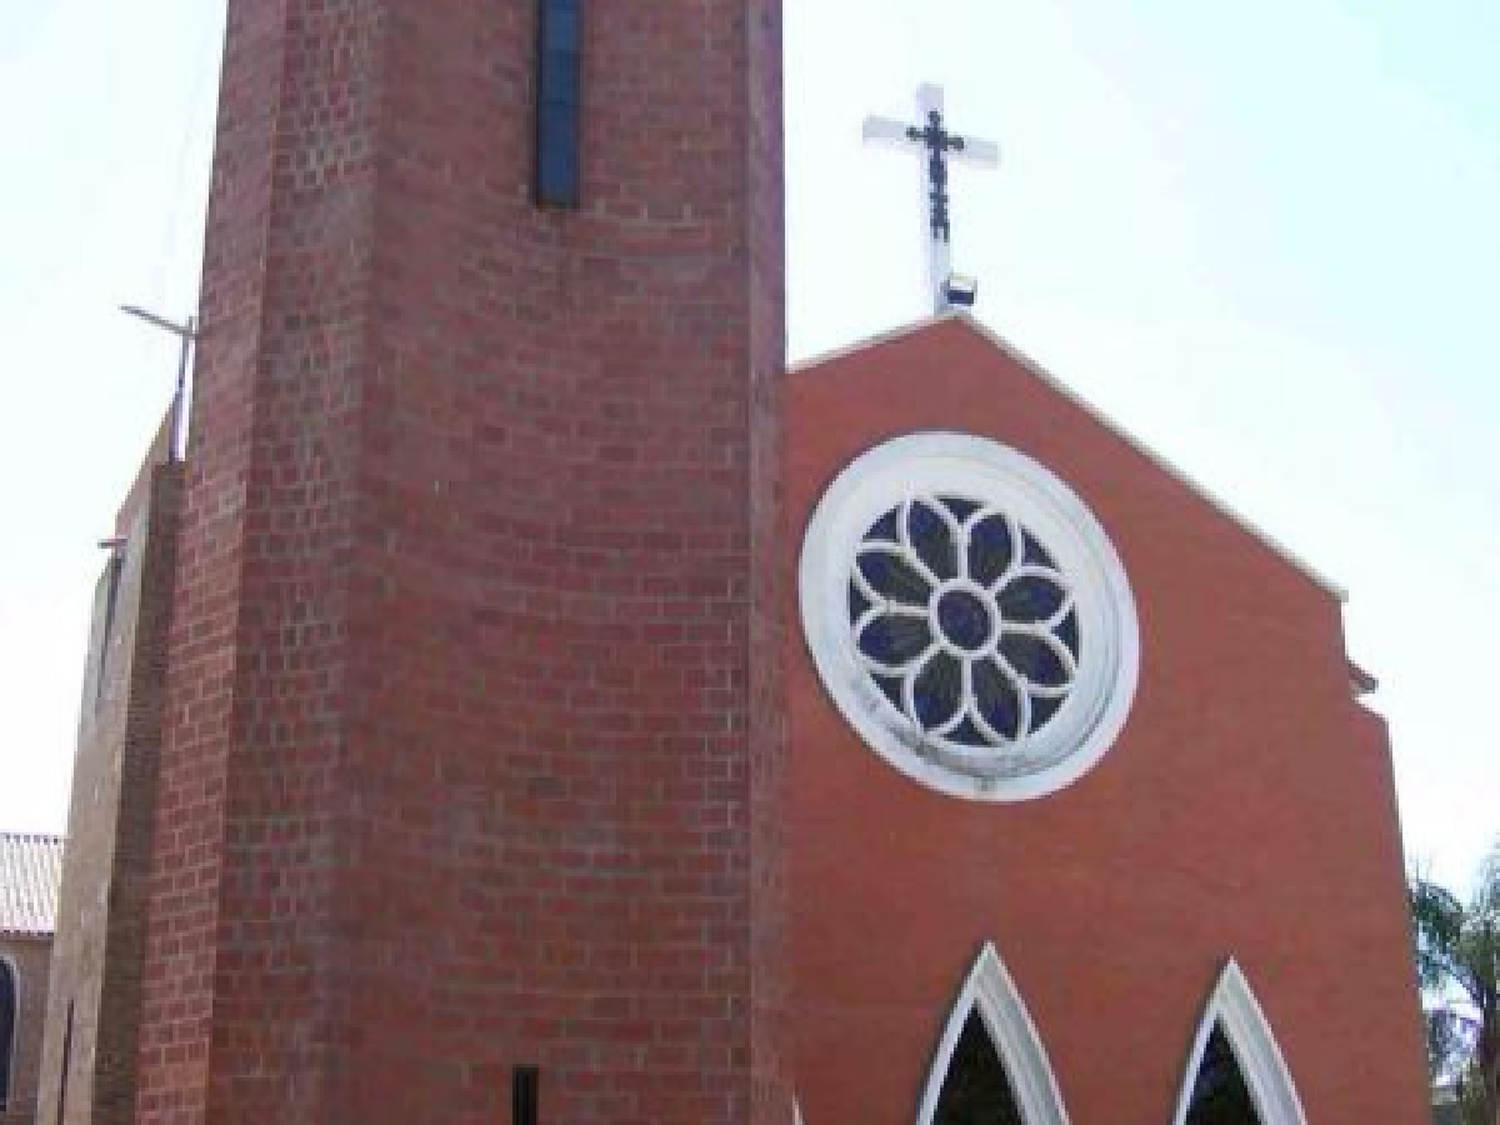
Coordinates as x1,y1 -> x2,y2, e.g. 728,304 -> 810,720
933,1011 -> 1024,1125
1186,1025 -> 1262,1125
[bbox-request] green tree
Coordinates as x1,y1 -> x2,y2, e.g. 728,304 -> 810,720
1411,843 -> 1500,1125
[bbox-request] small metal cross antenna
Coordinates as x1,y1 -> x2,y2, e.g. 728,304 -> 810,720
864,84 -> 1000,313
120,305 -> 198,462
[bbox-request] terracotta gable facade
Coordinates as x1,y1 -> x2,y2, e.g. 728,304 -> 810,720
781,315 -> 1429,1123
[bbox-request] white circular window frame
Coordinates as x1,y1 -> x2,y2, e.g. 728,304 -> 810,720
799,431 -> 1140,801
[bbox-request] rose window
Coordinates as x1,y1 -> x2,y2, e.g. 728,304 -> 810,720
799,431 -> 1139,801
850,497 -> 1080,752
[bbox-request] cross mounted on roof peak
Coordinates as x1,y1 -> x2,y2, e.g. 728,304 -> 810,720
863,84 -> 1000,314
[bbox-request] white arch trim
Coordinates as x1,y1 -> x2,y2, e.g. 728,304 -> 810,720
1170,959 -> 1309,1125
916,942 -> 1070,1125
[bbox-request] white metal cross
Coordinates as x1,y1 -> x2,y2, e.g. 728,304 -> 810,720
863,84 -> 1000,314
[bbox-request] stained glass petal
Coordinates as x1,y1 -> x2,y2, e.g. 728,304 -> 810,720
973,657 -> 1022,742
856,613 -> 932,671
999,632 -> 1074,690
903,498 -> 960,581
996,570 -> 1068,625
967,512 -> 1015,586
910,651 -> 964,730
855,545 -> 933,606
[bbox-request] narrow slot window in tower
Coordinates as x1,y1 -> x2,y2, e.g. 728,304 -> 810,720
93,551 -> 125,710
0,958 -> 15,1111
56,1001 -> 73,1125
512,1065 -> 539,1125
535,0 -> 582,207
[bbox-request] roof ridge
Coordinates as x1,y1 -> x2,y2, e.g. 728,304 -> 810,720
787,312 -> 1347,602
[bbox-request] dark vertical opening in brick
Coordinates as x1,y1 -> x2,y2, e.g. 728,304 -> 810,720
534,0 -> 581,207
0,959 -> 15,1110
512,1064 -> 539,1125
56,1001 -> 73,1125
94,552 -> 125,711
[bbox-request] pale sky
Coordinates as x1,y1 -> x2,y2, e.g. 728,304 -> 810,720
2,1 -> 1496,892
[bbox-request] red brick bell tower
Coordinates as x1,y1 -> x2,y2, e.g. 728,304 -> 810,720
135,5 -> 786,1125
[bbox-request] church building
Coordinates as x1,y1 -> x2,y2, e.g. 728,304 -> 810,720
38,4 -> 1429,1124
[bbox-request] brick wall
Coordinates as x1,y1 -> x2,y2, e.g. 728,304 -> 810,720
781,317 -> 1431,1125
36,418 -> 181,1125
135,4 -> 786,1125
2,937 -> 52,1125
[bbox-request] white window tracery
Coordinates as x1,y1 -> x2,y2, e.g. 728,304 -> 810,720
800,432 -> 1138,800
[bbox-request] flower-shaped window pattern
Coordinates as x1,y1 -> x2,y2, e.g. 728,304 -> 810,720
849,496 -> 1081,752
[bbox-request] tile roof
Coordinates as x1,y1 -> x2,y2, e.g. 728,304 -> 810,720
0,832 -> 64,937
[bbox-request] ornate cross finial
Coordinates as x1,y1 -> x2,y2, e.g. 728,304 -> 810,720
863,84 -> 1000,313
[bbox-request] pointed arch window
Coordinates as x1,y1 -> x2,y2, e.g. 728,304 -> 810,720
1171,961 -> 1308,1125
1,957 -> 16,1111
917,943 -> 1070,1125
